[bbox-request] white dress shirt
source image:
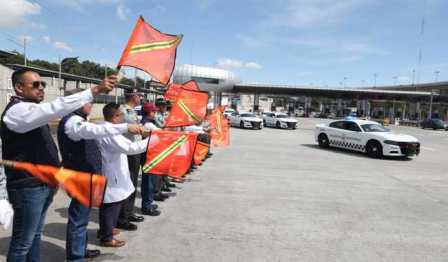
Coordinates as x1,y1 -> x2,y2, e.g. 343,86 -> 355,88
64,115 -> 129,141
97,122 -> 149,203
143,121 -> 159,131
3,89 -> 93,133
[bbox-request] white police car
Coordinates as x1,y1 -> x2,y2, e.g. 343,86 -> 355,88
229,112 -> 263,129
262,112 -> 298,129
315,118 -> 420,158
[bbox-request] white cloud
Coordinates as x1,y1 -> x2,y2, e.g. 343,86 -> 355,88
54,41 -> 73,52
216,58 -> 263,70
245,62 -> 263,70
116,2 -> 130,21
0,0 -> 41,28
270,0 -> 372,28
217,58 -> 243,69
41,36 -> 51,44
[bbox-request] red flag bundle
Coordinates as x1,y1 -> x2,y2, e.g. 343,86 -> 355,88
193,141 -> 210,165
142,131 -> 197,178
164,81 -> 209,127
0,160 -> 106,208
164,81 -> 201,104
208,107 -> 230,147
117,16 -> 182,84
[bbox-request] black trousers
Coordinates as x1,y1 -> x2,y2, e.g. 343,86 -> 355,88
118,154 -> 141,223
99,200 -> 123,241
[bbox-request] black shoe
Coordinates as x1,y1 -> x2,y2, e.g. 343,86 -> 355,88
141,207 -> 161,216
153,194 -> 167,201
128,214 -> 144,223
162,187 -> 172,192
151,204 -> 158,209
85,249 -> 101,259
116,222 -> 138,231
207,153 -> 213,157
167,183 -> 176,188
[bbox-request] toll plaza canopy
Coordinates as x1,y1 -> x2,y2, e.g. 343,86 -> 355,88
233,83 -> 446,102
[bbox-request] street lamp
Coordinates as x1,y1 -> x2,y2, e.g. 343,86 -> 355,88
434,70 -> 440,82
373,73 -> 378,88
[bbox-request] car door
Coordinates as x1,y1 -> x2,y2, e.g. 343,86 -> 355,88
327,121 -> 346,147
343,121 -> 364,151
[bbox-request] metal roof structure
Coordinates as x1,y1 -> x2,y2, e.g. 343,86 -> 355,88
233,83 -> 444,102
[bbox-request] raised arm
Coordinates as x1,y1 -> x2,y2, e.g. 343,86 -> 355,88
4,75 -> 117,134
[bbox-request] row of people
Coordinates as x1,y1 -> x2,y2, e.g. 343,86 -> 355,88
0,68 -> 212,262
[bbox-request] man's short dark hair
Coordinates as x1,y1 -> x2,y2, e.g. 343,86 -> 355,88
103,102 -> 120,120
11,68 -> 38,88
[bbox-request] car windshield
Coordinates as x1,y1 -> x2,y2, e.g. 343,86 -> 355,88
433,119 -> 444,124
241,113 -> 256,118
361,124 -> 389,132
276,114 -> 288,118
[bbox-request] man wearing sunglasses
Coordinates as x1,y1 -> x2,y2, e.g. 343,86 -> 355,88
1,68 -> 117,262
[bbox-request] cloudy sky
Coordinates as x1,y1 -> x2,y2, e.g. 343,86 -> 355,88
0,0 -> 447,87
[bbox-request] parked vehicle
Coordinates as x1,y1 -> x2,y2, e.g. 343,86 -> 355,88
262,112 -> 298,129
420,119 -> 448,130
230,112 -> 263,129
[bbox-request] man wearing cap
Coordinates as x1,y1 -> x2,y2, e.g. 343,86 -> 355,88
140,102 -> 161,216
117,89 -> 145,231
1,68 -> 116,261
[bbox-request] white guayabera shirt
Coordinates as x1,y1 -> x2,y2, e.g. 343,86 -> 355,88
97,122 -> 149,203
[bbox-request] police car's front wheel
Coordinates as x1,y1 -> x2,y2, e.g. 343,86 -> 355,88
318,134 -> 330,148
366,141 -> 383,158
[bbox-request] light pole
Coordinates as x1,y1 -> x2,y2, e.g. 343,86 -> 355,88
7,37 -> 27,66
373,73 -> 378,88
434,70 -> 440,82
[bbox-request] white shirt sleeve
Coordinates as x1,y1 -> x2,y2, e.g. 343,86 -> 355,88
102,135 -> 149,155
3,89 -> 94,133
143,122 -> 160,131
64,115 -> 129,141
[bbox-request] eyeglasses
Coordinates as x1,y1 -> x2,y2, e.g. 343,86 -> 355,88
20,81 -> 47,89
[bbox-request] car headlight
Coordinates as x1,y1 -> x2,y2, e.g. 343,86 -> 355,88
384,140 -> 399,145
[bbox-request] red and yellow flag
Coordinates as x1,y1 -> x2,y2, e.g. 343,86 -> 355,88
164,82 -> 209,127
117,16 -> 182,84
193,141 -> 209,165
164,81 -> 201,104
143,131 -> 197,178
0,160 -> 106,208
208,107 -> 230,147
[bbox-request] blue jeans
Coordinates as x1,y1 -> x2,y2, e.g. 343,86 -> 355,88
141,174 -> 156,210
7,185 -> 55,262
66,198 -> 91,262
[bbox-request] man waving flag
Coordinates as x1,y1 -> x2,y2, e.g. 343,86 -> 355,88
118,16 -> 182,84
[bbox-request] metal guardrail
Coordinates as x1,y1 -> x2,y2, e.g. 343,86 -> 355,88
399,120 -> 421,127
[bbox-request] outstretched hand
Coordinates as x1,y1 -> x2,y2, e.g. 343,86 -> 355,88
91,74 -> 118,96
